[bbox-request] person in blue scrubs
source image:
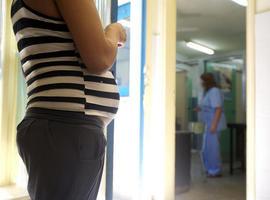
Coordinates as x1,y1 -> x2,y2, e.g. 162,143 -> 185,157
195,73 -> 227,177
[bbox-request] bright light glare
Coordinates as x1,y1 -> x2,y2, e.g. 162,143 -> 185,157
186,42 -> 215,55
231,0 -> 248,7
118,19 -> 130,28
118,0 -> 130,6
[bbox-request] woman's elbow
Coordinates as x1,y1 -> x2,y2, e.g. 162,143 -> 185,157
80,40 -> 118,75
83,55 -> 115,75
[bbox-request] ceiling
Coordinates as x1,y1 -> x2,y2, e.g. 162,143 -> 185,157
177,0 -> 246,59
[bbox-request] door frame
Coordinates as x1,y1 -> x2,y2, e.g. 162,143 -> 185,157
246,0 -> 256,199
105,1 -> 118,200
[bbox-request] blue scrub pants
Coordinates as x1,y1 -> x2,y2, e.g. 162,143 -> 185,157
202,130 -> 222,176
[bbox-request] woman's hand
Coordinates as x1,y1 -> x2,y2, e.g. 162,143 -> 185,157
210,123 -> 217,134
54,0 -> 124,74
193,106 -> 201,112
105,23 -> 127,47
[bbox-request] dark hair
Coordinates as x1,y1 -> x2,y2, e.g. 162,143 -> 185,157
200,73 -> 217,92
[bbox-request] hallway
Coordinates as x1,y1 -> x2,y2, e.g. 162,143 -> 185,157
176,153 -> 246,200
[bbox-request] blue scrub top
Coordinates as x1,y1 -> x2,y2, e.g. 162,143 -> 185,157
199,87 -> 227,132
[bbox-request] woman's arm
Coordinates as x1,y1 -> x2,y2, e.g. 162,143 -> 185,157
210,107 -> 222,133
209,88 -> 224,133
54,0 -> 126,74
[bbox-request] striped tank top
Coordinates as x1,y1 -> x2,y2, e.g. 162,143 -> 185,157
11,0 -> 120,124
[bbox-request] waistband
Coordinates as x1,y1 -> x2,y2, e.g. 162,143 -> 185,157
25,108 -> 104,129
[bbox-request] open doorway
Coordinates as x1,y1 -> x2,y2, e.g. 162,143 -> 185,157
175,0 -> 246,199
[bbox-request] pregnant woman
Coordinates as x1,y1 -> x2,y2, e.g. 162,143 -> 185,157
11,0 -> 126,199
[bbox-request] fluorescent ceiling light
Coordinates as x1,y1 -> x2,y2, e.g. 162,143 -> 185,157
186,42 -> 215,55
230,0 -> 248,7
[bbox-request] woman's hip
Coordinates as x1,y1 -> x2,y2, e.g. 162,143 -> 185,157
16,108 -> 107,168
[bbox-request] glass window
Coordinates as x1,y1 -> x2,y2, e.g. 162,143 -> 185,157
116,1 -> 130,97
112,0 -> 144,199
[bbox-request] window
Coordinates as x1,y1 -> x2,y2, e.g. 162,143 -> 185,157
112,0 -> 144,199
0,0 -> 28,195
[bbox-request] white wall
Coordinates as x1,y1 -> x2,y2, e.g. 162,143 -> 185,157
257,0 -> 270,13
255,10 -> 270,200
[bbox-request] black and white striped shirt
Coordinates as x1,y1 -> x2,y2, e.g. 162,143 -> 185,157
11,0 -> 120,123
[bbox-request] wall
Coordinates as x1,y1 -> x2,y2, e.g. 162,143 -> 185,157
256,0 -> 270,13
236,71 -> 245,123
247,0 -> 270,199
175,71 -> 188,130
254,6 -> 270,200
176,62 -> 204,126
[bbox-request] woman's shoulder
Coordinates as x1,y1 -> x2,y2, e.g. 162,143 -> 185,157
211,87 -> 220,91
209,87 -> 221,95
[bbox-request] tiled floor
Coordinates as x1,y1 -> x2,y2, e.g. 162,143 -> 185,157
176,153 -> 246,200
1,153 -> 245,200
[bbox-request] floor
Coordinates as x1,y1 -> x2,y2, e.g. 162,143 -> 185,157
1,153 -> 246,200
176,153 -> 246,200
0,185 -> 29,200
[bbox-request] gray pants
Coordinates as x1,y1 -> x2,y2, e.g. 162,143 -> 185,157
17,108 -> 106,200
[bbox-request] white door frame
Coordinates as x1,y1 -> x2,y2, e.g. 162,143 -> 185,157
143,0 -> 176,199
246,0 -> 256,199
